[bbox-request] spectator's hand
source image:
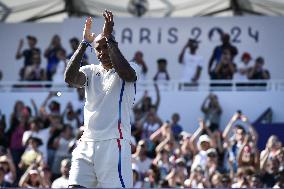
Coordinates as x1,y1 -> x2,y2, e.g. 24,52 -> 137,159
83,17 -> 96,43
102,10 -> 114,38
240,115 -> 249,123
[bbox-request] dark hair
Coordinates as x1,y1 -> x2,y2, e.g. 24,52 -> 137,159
157,58 -> 167,64
235,125 -> 246,134
256,56 -> 264,64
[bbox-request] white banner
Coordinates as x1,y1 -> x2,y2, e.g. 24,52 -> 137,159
0,16 -> 284,81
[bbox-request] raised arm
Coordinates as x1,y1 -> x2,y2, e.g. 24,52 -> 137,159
103,10 -> 136,82
222,113 -> 239,140
64,17 -> 95,88
178,42 -> 188,64
15,39 -> 24,59
190,119 -> 205,154
154,83 -> 160,110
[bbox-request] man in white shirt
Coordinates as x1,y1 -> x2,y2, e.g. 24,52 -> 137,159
51,158 -> 71,188
64,10 -> 139,188
178,39 -> 203,83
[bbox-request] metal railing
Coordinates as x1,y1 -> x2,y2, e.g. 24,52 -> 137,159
0,80 -> 284,92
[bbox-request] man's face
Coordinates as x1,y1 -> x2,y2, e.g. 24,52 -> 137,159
94,37 -> 111,65
221,49 -> 232,64
189,42 -> 198,52
71,41 -> 79,51
28,39 -> 36,48
235,128 -> 245,141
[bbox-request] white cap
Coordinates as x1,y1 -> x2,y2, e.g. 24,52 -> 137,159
198,134 -> 211,144
29,169 -> 39,175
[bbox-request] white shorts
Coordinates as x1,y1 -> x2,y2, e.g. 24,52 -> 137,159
68,139 -> 133,188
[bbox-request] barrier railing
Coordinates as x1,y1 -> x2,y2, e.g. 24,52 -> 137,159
0,80 -> 284,92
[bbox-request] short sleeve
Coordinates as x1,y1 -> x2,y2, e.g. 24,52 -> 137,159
129,61 -> 141,81
79,64 -> 96,86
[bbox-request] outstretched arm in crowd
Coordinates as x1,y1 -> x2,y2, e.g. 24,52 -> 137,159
190,119 -> 205,154
178,41 -> 189,64
30,98 -> 38,117
15,39 -> 24,59
243,115 -> 258,143
39,92 -> 54,119
222,113 -> 239,141
19,163 -> 43,187
201,94 -> 210,113
153,83 -> 160,111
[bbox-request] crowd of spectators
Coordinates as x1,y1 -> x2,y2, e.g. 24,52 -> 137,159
14,35 -> 88,83
0,83 -> 283,188
130,90 -> 283,188
8,32 -> 271,84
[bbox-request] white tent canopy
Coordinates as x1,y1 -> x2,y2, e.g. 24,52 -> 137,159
1,0 -> 284,22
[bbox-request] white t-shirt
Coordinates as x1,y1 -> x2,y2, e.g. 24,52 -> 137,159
132,156 -> 153,175
79,62 -> 140,141
53,60 -> 66,83
181,50 -> 204,82
22,128 -> 50,162
234,62 -> 250,80
51,176 -> 69,188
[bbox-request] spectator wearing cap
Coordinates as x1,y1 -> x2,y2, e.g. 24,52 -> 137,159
190,119 -> 215,171
19,166 -> 44,188
0,155 -> 16,185
191,134 -> 212,171
248,56 -> 270,80
178,38 -> 203,83
15,36 -> 41,80
234,52 -> 252,80
153,58 -> 170,81
67,37 -> 88,66
44,35 -> 66,81
208,33 -> 238,78
51,158 -> 71,188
